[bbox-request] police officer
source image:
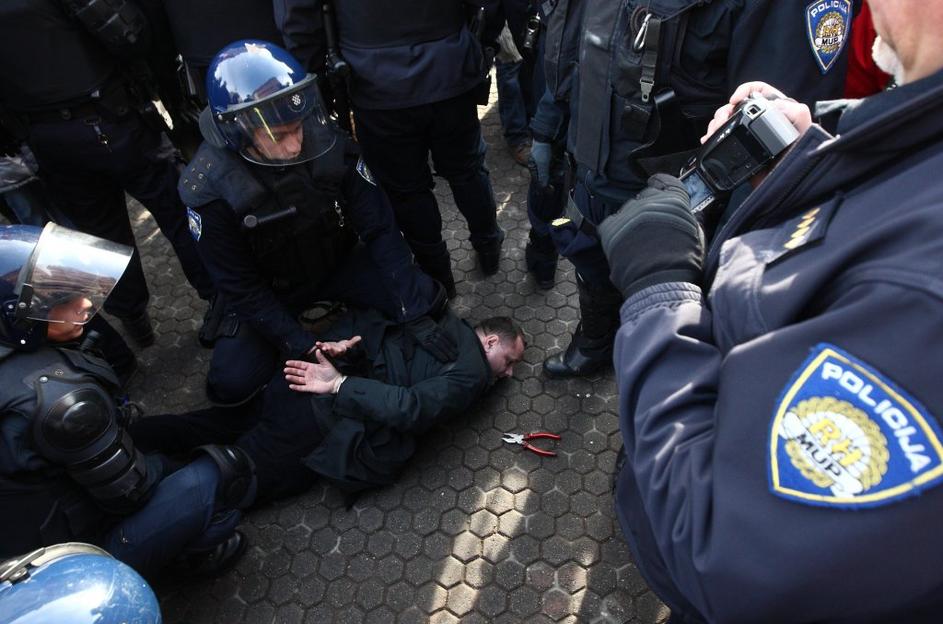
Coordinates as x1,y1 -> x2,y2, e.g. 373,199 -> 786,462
542,0 -> 859,377
276,0 -> 505,297
0,223 -> 254,578
182,40 -> 451,406
523,0 -> 586,289
0,0 -> 215,348
599,0 -> 943,618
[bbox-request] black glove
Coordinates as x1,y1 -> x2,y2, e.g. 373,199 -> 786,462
598,174 -> 704,298
404,316 -> 458,363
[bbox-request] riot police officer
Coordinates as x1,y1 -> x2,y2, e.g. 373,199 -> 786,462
0,0 -> 215,348
276,0 -> 505,296
181,40 -> 451,406
542,0 -> 859,377
0,223 -> 254,578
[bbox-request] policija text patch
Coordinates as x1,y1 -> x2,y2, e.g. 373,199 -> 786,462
768,344 -> 943,508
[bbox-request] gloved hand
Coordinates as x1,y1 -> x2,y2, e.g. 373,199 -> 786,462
598,174 -> 704,298
404,316 -> 458,363
528,140 -> 552,188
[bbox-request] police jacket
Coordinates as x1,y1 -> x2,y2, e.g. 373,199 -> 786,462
0,345 -> 160,559
302,308 -> 492,492
0,0 -> 116,111
179,135 -> 420,359
276,0 -> 499,110
569,0 -> 857,191
612,69 -> 943,622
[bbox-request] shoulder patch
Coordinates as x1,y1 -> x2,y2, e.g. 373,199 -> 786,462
187,207 -> 202,241
769,343 -> 943,508
805,0 -> 852,74
356,157 -> 376,186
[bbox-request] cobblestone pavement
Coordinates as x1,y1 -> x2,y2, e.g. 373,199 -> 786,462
120,96 -> 669,623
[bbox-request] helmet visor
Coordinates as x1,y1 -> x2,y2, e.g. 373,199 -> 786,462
222,75 -> 337,166
17,223 -> 133,325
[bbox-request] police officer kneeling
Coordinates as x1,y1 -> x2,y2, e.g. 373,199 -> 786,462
0,223 -> 255,579
182,40 -> 449,406
599,1 -> 943,621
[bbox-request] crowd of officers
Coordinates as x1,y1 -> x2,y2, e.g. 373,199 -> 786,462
3,0 -> 943,621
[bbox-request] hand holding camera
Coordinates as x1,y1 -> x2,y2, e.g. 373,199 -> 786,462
681,86 -> 802,225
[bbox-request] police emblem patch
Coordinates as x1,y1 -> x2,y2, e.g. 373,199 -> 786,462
187,207 -> 202,241
288,92 -> 306,113
805,0 -> 852,74
356,157 -> 376,186
769,344 -> 943,508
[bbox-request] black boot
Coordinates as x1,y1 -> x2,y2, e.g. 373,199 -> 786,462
172,531 -> 247,579
525,231 -> 558,290
119,310 -> 155,348
409,238 -> 456,299
543,275 -> 622,378
474,228 -> 505,276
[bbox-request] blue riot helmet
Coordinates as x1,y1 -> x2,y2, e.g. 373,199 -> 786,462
0,543 -> 161,624
0,223 -> 133,351
205,39 -> 336,166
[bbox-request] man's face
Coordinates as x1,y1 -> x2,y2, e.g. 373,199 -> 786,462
251,120 -> 304,161
46,296 -> 93,343
482,334 -> 525,379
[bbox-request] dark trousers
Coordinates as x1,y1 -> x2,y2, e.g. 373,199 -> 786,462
28,111 -> 214,319
132,375 -> 324,505
353,89 -> 500,252
208,245 -> 407,405
103,456 -> 240,579
550,169 -> 640,288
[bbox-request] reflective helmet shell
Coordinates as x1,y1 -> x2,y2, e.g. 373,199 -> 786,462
205,39 -> 329,161
0,544 -> 161,624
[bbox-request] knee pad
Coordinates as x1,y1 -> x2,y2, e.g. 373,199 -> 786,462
192,444 -> 257,510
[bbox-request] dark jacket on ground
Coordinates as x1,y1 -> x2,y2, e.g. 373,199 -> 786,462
302,307 -> 493,491
612,69 -> 943,622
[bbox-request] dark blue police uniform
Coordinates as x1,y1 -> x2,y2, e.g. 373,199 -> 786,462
276,0 -> 505,294
544,0 -> 859,377
0,0 -> 214,330
612,68 -> 943,623
180,134 -> 443,405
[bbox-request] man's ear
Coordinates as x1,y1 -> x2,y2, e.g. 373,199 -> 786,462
485,334 -> 500,350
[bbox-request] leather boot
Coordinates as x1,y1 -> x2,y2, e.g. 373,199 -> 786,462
474,228 -> 505,276
409,238 -> 456,299
119,310 -> 155,348
525,230 -> 558,290
543,275 -> 622,378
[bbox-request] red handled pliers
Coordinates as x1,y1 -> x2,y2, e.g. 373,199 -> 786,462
502,432 -> 561,457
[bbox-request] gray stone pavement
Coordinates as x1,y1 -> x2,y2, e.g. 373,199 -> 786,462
119,96 -> 669,623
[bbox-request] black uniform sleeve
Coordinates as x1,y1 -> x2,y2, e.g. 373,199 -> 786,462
273,0 -> 327,74
194,199 -> 314,358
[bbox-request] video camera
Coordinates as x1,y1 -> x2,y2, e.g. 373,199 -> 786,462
680,95 -> 800,218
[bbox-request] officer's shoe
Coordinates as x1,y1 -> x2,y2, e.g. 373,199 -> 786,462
178,531 -> 247,579
475,229 -> 505,276
542,323 -> 613,378
120,311 -> 156,348
525,234 -> 558,290
542,340 -> 612,378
